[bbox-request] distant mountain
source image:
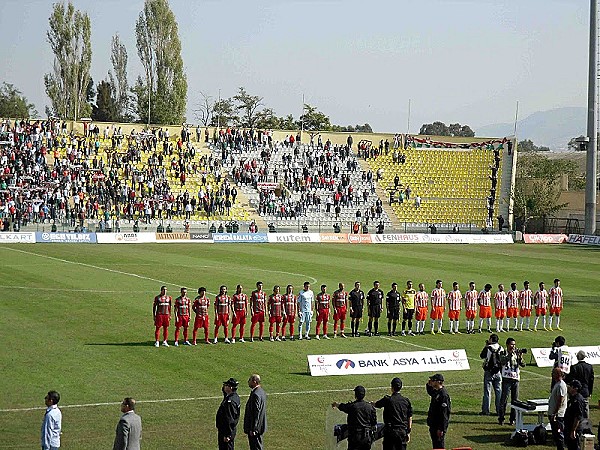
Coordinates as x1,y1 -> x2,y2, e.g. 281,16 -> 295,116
476,107 -> 587,150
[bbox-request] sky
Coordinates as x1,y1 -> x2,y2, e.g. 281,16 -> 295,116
0,0 -> 592,133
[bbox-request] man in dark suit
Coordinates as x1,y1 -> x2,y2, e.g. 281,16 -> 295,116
113,397 -> 142,450
244,374 -> 267,450
216,378 -> 241,450
566,350 -> 594,418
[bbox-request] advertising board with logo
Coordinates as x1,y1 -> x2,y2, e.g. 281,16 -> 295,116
155,232 -> 190,243
35,232 -> 97,243
524,234 -> 568,244
530,345 -> 600,367
267,233 -> 320,243
372,234 -> 514,244
307,349 -> 469,376
0,232 -> 35,243
96,232 -> 156,244
319,233 -> 372,244
213,233 -> 268,243
567,234 -> 600,246
190,232 -> 213,242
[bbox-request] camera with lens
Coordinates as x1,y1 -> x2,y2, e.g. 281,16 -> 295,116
516,348 -> 528,355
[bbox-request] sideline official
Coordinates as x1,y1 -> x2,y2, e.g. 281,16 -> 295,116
426,373 -> 451,449
373,377 -> 412,450
216,378 -> 241,450
332,385 -> 377,450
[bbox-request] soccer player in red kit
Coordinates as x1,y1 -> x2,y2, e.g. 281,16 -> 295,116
464,281 -> 478,334
332,282 -> 348,338
174,287 -> 191,346
548,278 -> 563,331
213,285 -> 232,344
430,280 -> 445,335
250,281 -> 266,342
447,282 -> 462,334
478,283 -> 493,333
153,285 -> 172,347
231,284 -> 248,343
415,283 -> 429,335
281,285 -> 297,340
192,287 -> 210,345
519,281 -> 533,331
506,282 -> 519,331
494,284 -> 507,333
268,285 -> 284,341
315,284 -> 331,339
533,281 -> 548,331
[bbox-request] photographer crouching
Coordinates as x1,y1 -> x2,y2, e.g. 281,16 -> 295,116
498,337 -> 527,425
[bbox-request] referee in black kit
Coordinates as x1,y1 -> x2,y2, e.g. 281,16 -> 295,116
373,377 -> 413,450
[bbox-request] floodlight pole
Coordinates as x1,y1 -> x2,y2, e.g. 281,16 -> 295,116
585,0 -> 598,234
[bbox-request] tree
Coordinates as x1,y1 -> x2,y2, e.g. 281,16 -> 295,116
109,33 -> 130,121
518,139 -> 549,152
254,108 -> 281,130
512,153 -> 584,230
135,0 -> 187,124
210,98 -> 236,127
297,104 -> 331,138
0,83 -> 37,118
194,91 -> 214,126
44,1 -> 92,120
233,87 -> 263,128
91,80 -> 118,122
420,121 -> 474,137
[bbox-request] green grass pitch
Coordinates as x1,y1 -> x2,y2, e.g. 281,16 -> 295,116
0,243 -> 598,449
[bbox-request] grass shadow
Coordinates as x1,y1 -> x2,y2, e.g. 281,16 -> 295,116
85,341 -> 162,347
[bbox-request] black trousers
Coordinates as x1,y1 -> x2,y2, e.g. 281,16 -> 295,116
383,428 -> 408,450
218,433 -> 235,450
429,428 -> 445,449
348,430 -> 373,450
247,433 -> 263,450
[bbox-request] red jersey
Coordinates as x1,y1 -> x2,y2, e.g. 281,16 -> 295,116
268,293 -> 283,316
478,290 -> 491,307
251,290 -> 266,313
519,289 -> 533,310
154,294 -> 172,315
431,288 -> 446,308
534,289 -> 548,309
232,293 -> 248,312
494,291 -> 507,310
465,290 -> 478,311
549,287 -> 563,308
283,293 -> 297,316
175,295 -> 191,316
415,291 -> 429,308
507,290 -> 519,309
447,290 -> 462,311
316,292 -> 331,311
193,296 -> 210,316
333,289 -> 348,308
215,294 -> 231,314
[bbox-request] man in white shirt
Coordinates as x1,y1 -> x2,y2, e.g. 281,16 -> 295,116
41,390 -> 62,450
548,368 -> 567,450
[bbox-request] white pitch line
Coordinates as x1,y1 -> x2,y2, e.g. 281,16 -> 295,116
0,285 -> 155,293
0,379 -> 540,413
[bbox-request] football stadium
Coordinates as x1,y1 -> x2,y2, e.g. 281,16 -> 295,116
1,1 -> 600,449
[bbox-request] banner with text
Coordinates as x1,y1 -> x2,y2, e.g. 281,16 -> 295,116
267,233 -> 321,243
319,233 -> 373,244
96,232 -> 156,244
530,345 -> 600,367
155,232 -> 190,243
371,233 -> 514,244
567,234 -> 600,246
0,232 -> 36,243
524,234 -> 568,244
307,349 -> 470,376
35,232 -> 97,243
213,233 -> 268,243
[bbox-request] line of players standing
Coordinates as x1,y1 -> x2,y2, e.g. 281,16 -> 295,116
151,278 -> 564,347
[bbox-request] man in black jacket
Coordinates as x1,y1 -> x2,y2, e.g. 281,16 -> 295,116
566,350 -> 594,418
426,373 -> 451,449
333,385 -> 377,450
373,377 -> 412,450
564,380 -> 585,450
216,378 -> 241,450
244,374 -> 267,450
